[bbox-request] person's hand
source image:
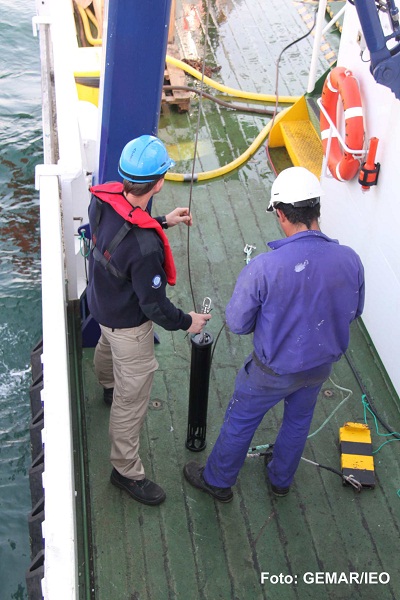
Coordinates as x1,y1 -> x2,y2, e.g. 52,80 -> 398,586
187,311 -> 211,334
165,207 -> 193,228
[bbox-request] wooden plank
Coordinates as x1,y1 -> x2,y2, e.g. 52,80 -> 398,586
168,0 -> 176,43
162,43 -> 191,112
162,63 -> 191,112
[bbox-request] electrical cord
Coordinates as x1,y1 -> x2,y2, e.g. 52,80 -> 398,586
165,55 -> 300,104
246,375 -> 361,489
210,321 -> 226,364
300,457 -> 363,491
177,7 -> 395,496
165,24 -> 322,183
344,351 -> 400,440
162,86 -> 280,115
362,395 -> 400,452
178,5 -> 397,495
74,2 -> 297,184
246,444 -> 363,491
183,8 -> 320,320
185,0 -> 212,311
164,7 -> 321,183
77,0 -> 398,462
265,7 -> 318,175
246,360 -> 400,494
165,110 -> 290,182
307,378 -> 353,438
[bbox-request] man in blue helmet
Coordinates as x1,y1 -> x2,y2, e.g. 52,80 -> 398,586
183,167 -> 365,503
87,135 -> 211,506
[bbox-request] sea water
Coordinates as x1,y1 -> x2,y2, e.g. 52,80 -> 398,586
0,1 -> 43,597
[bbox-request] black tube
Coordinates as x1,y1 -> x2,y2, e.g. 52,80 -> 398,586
186,332 -> 214,452
162,85 -> 278,115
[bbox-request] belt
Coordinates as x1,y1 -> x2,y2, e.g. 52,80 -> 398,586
252,351 -> 278,376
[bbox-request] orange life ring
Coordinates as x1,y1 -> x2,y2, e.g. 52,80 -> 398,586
320,67 -> 364,181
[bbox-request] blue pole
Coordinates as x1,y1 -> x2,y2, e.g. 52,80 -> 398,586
97,0 -> 172,185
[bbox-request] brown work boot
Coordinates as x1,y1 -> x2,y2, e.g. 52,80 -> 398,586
183,461 -> 233,503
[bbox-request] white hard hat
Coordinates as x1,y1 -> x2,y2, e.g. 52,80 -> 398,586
267,166 -> 324,212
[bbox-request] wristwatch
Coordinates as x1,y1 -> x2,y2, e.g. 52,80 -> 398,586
161,217 -> 168,229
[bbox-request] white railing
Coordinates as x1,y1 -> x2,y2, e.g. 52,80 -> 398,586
34,0 -> 93,302
36,170 -> 78,599
307,0 -> 347,94
32,0 -> 94,596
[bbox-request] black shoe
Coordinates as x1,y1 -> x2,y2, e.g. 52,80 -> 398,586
264,453 -> 290,497
110,468 -> 166,506
270,483 -> 290,497
103,387 -> 114,406
183,461 -> 233,503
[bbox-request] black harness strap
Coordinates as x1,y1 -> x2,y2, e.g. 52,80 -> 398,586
91,197 -> 135,281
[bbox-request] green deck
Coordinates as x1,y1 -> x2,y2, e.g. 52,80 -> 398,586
73,1 -> 400,598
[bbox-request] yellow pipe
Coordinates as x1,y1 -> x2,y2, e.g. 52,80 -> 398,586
75,9 -> 299,104
74,10 -> 298,179
165,107 -> 290,182
85,6 -> 99,31
166,55 -> 300,105
76,4 -> 102,46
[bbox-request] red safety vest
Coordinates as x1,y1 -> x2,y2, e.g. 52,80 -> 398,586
90,182 -> 177,285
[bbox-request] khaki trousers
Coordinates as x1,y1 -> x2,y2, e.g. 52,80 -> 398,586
94,321 -> 158,479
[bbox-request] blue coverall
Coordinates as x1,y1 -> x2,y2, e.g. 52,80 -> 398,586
204,230 -> 365,490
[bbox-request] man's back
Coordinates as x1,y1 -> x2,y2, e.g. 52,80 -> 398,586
227,230 -> 365,374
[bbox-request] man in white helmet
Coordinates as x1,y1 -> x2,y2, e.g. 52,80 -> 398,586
184,166 -> 365,502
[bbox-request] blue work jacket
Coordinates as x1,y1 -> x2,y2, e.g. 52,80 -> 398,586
226,230 -> 365,374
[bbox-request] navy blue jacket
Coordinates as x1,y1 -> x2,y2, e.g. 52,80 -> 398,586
86,197 -> 191,331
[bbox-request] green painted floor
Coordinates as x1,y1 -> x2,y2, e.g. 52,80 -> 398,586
76,1 -> 400,598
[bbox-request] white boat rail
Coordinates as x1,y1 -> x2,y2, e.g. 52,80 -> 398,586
307,0 -> 347,94
32,0 -> 95,596
35,169 -> 78,599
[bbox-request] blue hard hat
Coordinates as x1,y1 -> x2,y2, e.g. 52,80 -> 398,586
118,135 -> 175,183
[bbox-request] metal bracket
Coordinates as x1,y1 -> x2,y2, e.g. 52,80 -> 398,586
198,297 -> 212,345
244,244 -> 256,264
32,16 -> 52,37
35,164 -> 83,191
353,0 -> 400,100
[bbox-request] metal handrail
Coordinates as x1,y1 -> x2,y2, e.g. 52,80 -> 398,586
322,4 -> 347,36
317,97 -> 365,179
307,1 -> 347,94
317,97 -> 365,156
307,0 -> 329,94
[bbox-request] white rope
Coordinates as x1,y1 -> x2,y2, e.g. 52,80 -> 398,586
307,377 -> 353,439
